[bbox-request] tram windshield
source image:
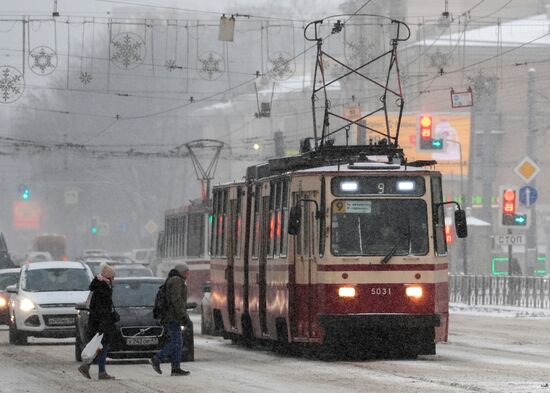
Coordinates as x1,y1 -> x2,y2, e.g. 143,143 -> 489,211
331,199 -> 428,256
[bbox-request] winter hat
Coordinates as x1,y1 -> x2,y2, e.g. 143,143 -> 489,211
175,263 -> 189,275
100,262 -> 115,279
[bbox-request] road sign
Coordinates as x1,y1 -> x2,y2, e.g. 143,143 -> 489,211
64,189 -> 79,205
145,220 -> 158,234
514,157 -> 540,183
518,185 -> 538,207
494,233 -> 525,246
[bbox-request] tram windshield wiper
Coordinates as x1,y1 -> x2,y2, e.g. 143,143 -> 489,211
380,227 -> 410,264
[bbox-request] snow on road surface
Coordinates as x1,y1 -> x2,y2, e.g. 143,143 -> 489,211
0,308 -> 548,393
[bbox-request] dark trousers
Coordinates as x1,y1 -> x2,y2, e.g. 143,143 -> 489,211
155,321 -> 182,370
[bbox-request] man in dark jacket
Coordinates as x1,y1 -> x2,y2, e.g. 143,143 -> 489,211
150,263 -> 192,376
78,263 -> 117,380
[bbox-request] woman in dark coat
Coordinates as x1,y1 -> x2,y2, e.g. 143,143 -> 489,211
78,263 -> 117,380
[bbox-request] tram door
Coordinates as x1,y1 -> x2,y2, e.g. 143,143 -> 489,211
293,191 -> 318,338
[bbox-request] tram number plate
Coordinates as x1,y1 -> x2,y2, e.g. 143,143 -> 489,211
126,337 -> 158,346
370,288 -> 392,295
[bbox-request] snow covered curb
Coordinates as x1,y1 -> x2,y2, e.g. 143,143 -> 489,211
450,302 -> 550,319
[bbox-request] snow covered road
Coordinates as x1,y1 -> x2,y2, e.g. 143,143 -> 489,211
0,310 -> 548,393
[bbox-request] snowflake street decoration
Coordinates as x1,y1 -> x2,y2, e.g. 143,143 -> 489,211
345,36 -> 375,66
111,32 -> 145,70
165,59 -> 181,72
198,52 -> 224,80
269,52 -> 295,81
0,66 -> 25,103
29,46 -> 58,75
429,49 -> 448,71
80,71 -> 93,85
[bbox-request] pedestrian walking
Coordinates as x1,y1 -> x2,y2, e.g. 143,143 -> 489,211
78,262 -> 118,380
149,263 -> 193,376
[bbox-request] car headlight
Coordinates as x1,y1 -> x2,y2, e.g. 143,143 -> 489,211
0,297 -> 7,308
19,298 -> 36,312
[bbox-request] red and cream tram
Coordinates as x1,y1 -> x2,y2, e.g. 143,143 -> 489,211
155,199 -> 210,303
209,146 -> 467,357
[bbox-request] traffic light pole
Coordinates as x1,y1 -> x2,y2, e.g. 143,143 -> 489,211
506,228 -> 512,276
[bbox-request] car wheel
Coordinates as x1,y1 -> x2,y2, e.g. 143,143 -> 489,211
9,320 -> 27,345
75,330 -> 83,362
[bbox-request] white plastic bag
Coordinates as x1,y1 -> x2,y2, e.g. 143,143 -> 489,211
81,333 -> 103,363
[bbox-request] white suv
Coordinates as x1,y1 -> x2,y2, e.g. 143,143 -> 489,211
7,261 -> 93,345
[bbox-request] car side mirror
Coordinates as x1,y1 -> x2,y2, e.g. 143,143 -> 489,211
455,209 -> 468,238
186,302 -> 198,310
288,206 -> 302,235
6,284 -> 17,294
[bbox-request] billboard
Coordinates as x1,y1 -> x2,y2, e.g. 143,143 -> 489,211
358,113 -> 471,176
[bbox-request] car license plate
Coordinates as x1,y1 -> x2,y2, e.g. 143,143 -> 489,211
48,317 -> 74,325
126,337 -> 158,346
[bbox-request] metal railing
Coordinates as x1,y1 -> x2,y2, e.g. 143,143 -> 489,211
449,275 -> 550,309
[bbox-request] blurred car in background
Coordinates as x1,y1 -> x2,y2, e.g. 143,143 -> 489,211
23,251 -> 53,263
0,268 -> 20,324
82,258 -> 115,276
75,277 -> 195,361
131,248 -> 155,265
108,254 -> 135,264
82,249 -> 109,258
114,264 -> 154,278
7,261 -> 93,345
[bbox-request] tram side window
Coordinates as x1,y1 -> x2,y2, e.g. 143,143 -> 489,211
211,190 -> 219,256
166,217 -> 173,258
252,184 -> 261,259
268,182 -> 276,258
431,176 -> 447,256
232,188 -> 242,258
220,189 -> 229,257
187,213 -> 205,257
280,180 -> 289,257
179,216 -> 186,257
292,193 -> 302,255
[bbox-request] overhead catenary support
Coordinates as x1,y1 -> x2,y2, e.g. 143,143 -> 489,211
185,139 -> 224,203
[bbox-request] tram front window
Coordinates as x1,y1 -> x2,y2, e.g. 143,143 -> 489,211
331,199 -> 428,256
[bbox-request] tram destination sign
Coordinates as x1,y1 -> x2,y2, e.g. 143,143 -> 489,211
494,233 -> 525,246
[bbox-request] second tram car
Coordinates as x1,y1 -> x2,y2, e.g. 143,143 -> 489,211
208,152 -> 467,357
155,199 -> 210,303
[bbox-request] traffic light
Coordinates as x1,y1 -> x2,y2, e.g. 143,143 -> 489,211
19,184 -> 30,200
445,224 -> 453,244
418,114 -> 443,150
501,188 -> 527,226
90,217 -> 98,234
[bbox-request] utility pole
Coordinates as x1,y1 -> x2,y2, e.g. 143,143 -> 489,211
525,68 -> 537,275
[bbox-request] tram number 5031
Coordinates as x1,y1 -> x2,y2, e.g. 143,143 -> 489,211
371,287 -> 392,295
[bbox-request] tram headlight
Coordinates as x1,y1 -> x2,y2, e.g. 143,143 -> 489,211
340,181 -> 358,192
397,180 -> 415,192
405,286 -> 423,299
338,287 -> 356,298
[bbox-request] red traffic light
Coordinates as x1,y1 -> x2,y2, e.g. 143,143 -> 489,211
502,189 -> 516,215
419,115 -> 432,140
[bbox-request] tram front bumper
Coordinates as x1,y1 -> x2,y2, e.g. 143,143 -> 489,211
318,313 -> 440,331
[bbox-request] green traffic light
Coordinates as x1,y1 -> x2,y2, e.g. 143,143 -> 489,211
513,214 -> 527,225
91,226 -> 98,234
431,139 -> 443,149
22,188 -> 30,200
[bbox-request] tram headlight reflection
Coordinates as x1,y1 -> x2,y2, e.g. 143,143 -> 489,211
338,287 -> 356,298
405,286 -> 423,299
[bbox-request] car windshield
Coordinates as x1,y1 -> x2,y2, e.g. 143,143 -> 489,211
331,199 -> 429,256
113,281 -> 160,307
23,268 -> 90,292
0,272 -> 18,290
